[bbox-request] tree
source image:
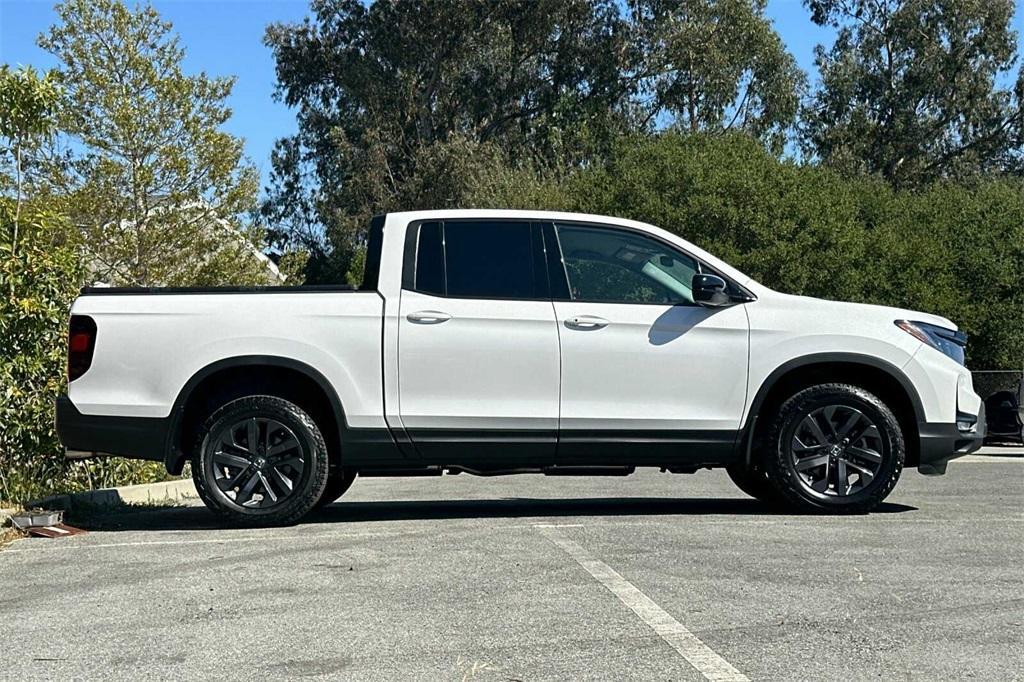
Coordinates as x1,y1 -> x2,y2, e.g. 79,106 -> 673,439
263,0 -> 632,283
803,0 -> 1024,187
0,65 -> 60,253
37,0 -> 268,286
629,0 -> 805,153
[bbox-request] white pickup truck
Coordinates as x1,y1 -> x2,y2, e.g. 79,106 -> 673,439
56,210 -> 984,524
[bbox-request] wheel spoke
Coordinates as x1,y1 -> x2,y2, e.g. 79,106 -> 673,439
235,470 -> 261,505
796,453 -> 829,471
835,409 -> 863,440
269,466 -> 294,494
246,419 -> 259,453
801,415 -> 830,446
848,422 -> 879,445
792,435 -> 826,454
257,471 -> 277,503
810,476 -> 830,493
834,458 -> 849,495
267,435 -> 300,457
213,451 -> 250,470
847,445 -> 883,463
274,455 -> 304,471
216,464 -> 251,491
844,459 -> 875,486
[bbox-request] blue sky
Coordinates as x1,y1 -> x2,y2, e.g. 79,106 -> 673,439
1,0 -> 1020,192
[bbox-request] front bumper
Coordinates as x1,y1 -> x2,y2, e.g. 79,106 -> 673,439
55,396 -> 168,462
917,403 -> 986,475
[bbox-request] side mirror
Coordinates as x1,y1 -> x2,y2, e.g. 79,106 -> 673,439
692,274 -> 731,307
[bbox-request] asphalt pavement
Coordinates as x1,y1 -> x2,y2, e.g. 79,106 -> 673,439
1,452 -> 1022,681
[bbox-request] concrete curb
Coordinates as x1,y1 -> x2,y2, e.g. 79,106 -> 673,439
27,479 -> 198,512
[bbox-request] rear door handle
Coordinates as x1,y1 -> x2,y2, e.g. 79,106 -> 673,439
564,315 -> 609,330
407,310 -> 452,324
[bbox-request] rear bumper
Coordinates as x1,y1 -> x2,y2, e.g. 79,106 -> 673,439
55,396 -> 168,463
917,404 -> 986,475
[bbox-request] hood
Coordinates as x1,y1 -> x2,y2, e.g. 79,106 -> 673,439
773,292 -> 958,331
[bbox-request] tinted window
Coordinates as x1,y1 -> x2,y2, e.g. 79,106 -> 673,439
443,221 -> 539,298
415,222 -> 445,295
555,224 -> 699,304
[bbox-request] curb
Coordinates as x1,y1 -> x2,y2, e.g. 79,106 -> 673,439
26,479 -> 198,512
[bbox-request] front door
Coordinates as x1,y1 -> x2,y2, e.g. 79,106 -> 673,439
548,222 -> 751,462
397,219 -> 560,461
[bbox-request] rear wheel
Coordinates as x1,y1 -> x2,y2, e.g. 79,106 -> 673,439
192,395 -> 329,526
762,383 -> 904,514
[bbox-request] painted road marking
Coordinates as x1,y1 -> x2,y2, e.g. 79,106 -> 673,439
537,525 -> 749,682
957,455 -> 1024,463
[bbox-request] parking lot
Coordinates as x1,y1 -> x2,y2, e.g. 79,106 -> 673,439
2,452 -> 1022,681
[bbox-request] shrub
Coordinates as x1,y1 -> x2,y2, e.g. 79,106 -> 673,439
0,202 -> 168,504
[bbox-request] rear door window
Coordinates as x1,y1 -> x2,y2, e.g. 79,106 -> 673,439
411,220 -> 546,299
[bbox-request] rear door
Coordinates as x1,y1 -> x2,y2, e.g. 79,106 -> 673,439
547,221 -> 750,461
397,219 -> 560,460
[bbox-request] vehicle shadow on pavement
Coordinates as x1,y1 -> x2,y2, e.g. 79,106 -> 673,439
68,496 -> 917,532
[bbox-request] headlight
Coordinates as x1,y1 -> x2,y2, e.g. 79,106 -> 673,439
895,320 -> 967,365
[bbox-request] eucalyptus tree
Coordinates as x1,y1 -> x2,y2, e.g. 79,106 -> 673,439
262,0 -> 633,282
628,0 -> 806,153
803,0 -> 1024,186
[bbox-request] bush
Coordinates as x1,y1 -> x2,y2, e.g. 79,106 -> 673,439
0,202 -> 168,504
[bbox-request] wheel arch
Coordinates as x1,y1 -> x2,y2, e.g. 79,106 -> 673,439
164,355 -> 346,474
743,353 -> 925,468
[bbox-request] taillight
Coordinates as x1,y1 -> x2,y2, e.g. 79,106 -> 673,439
68,315 -> 97,382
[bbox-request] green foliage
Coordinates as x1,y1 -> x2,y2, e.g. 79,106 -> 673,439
868,181 -> 1024,369
0,203 -> 162,504
631,0 -> 805,152
804,0 -> 1024,186
263,0 -> 807,283
0,65 -> 60,143
37,0 -> 267,286
0,203 -> 170,504
0,65 -> 62,252
263,0 -> 634,283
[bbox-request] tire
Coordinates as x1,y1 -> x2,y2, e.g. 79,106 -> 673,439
315,468 -> 357,508
192,395 -> 330,526
726,462 -> 782,506
762,383 -> 904,514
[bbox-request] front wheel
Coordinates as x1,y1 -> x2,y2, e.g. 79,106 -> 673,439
192,395 -> 330,526
763,383 -> 905,514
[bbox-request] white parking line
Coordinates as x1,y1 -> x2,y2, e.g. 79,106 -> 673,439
537,525 -> 749,682
957,455 -> 1024,463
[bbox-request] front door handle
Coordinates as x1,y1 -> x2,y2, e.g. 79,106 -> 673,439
407,310 -> 452,324
564,315 -> 609,330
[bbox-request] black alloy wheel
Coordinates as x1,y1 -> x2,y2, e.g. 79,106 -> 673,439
763,383 -> 904,514
787,404 -> 885,498
192,395 -> 329,525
